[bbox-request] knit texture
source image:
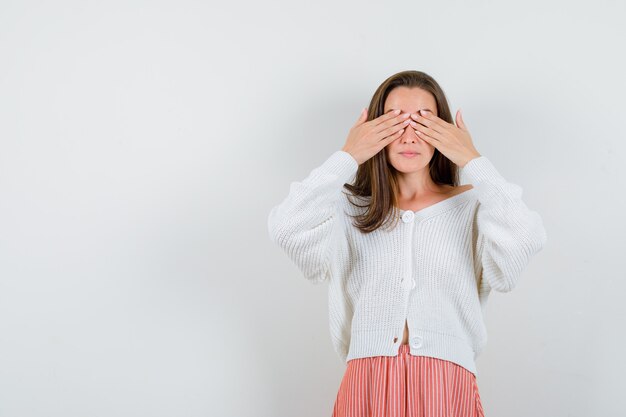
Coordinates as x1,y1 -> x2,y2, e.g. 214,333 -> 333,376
267,150 -> 547,376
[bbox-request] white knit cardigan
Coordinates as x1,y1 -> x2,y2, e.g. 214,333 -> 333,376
267,150 -> 547,376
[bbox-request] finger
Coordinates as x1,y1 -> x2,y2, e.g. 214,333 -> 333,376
352,107 -> 367,129
414,129 -> 437,147
420,109 -> 445,125
411,110 -> 448,134
410,114 -> 445,136
354,107 -> 368,126
380,108 -> 401,119
418,110 -> 448,132
415,110 -> 450,131
380,117 -> 411,139
373,108 -> 406,126
374,112 -> 411,135
456,109 -> 467,131
383,126 -> 405,143
414,125 -> 442,143
370,109 -> 399,127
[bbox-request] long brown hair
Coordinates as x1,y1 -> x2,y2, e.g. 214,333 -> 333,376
343,70 -> 460,234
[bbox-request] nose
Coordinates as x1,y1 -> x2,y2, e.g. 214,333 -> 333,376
400,123 -> 418,143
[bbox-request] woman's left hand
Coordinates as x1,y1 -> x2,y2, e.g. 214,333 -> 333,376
409,109 -> 481,167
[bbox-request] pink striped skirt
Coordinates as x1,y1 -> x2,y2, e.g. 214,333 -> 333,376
332,344 -> 485,417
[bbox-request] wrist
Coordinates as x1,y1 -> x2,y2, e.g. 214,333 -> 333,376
461,152 -> 481,168
341,148 -> 358,164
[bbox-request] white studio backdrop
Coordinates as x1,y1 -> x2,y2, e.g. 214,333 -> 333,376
1,1 -> 624,416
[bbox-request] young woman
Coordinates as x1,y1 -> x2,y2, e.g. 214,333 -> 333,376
267,70 -> 547,417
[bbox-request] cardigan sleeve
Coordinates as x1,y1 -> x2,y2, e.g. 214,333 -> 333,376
460,156 -> 548,293
267,150 -> 359,284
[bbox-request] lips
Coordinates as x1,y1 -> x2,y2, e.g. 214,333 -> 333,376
400,152 -> 419,156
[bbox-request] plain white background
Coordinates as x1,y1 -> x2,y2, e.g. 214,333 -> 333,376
1,1 -> 624,416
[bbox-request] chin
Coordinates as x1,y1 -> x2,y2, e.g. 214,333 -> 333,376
392,161 -> 426,171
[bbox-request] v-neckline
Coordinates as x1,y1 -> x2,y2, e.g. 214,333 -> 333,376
396,188 -> 476,221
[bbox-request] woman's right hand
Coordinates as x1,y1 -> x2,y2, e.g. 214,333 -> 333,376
341,108 -> 412,165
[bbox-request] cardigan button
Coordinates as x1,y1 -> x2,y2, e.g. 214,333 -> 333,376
401,211 -> 414,223
410,336 -> 422,348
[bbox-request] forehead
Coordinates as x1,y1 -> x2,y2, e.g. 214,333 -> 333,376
384,87 -> 437,113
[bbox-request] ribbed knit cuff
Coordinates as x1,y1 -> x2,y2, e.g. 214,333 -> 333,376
320,150 -> 359,182
460,155 -> 505,185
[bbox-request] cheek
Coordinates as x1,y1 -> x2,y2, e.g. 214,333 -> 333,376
384,141 -> 397,153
